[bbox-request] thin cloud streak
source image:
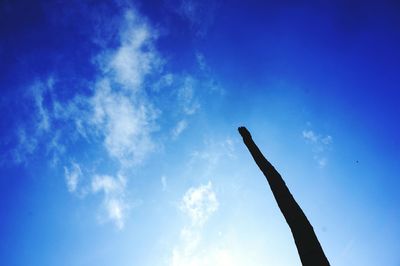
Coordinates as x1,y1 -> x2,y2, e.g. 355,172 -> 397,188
302,128 -> 333,168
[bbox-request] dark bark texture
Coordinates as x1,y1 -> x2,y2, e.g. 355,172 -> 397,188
238,127 -> 330,266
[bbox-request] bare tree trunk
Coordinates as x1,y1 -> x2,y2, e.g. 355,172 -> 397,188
238,127 -> 330,266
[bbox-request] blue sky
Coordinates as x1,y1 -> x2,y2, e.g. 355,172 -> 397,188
1,0 -> 399,265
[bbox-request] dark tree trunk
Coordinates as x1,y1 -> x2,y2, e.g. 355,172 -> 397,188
238,127 -> 330,266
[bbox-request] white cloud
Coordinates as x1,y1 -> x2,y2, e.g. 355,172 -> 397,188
47,131 -> 66,167
12,6 -> 221,230
12,128 -> 37,164
64,162 -> 82,193
86,9 -> 163,167
302,130 -> 318,143
302,129 -> 333,168
195,51 -> 224,95
321,135 -> 333,145
178,76 -> 200,115
106,11 -> 161,91
90,80 -> 158,165
54,9 -> 173,228
26,12 -> 163,229
91,174 -> 128,229
180,181 -> 219,226
170,182 -> 225,266
190,137 -> 236,169
172,119 -> 188,139
153,73 -> 174,92
12,78 -> 55,163
302,129 -> 332,150
31,78 -> 55,132
178,227 -> 201,255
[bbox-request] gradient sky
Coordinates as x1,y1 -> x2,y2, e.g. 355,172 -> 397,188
1,1 -> 399,265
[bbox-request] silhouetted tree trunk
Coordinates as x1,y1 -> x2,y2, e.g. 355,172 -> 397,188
238,127 -> 330,266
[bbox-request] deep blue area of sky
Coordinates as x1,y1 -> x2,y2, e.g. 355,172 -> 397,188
1,0 -> 399,144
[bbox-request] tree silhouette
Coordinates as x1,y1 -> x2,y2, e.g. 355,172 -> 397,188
238,126 -> 330,266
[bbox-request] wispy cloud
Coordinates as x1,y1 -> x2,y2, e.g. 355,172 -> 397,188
85,9 -> 164,167
178,76 -> 200,115
31,78 -> 55,132
180,181 -> 219,227
172,119 -> 188,139
12,128 -> 38,164
11,5 -> 220,229
91,174 -> 128,230
189,137 -> 236,169
98,10 -> 161,92
171,182 -> 222,266
302,128 -> 333,168
64,162 -> 82,193
78,9 -> 161,227
12,9 -> 161,228
90,80 -> 158,165
170,136 -> 237,262
12,78 -> 56,163
170,181 -> 242,266
173,0 -> 219,37
302,130 -> 318,143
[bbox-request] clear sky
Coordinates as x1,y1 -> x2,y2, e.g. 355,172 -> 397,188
1,1 -> 399,265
